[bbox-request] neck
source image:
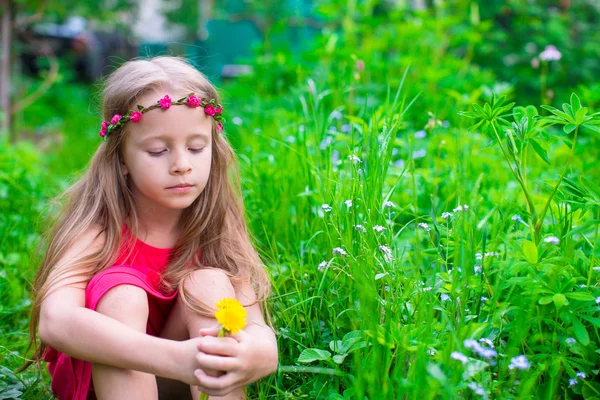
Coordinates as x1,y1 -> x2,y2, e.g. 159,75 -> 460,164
127,196 -> 182,248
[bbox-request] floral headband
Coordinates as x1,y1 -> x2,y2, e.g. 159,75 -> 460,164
99,93 -> 225,141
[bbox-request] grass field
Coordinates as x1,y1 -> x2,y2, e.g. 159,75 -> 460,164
2,17 -> 600,399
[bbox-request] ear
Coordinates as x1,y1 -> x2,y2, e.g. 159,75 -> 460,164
121,159 -> 129,176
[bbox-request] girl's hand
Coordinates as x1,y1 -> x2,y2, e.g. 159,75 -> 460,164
193,326 -> 277,397
174,336 -> 222,386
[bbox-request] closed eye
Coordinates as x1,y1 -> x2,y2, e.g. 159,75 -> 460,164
147,148 -> 204,156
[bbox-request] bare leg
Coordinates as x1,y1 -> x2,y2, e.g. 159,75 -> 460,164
92,284 -> 158,400
158,269 -> 246,400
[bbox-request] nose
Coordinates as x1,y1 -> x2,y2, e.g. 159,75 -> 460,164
170,149 -> 192,175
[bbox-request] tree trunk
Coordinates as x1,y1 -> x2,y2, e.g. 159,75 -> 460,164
0,0 -> 12,140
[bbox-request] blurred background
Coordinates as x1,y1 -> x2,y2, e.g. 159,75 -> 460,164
2,1 -> 600,399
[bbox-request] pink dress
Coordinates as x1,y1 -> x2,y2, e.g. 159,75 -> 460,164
42,225 -> 179,400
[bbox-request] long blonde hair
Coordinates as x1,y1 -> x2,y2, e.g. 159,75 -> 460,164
21,56 -> 271,370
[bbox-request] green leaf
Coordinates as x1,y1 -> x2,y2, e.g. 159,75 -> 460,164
553,293 -> 568,309
563,124 -> 577,134
570,93 -> 582,112
580,316 -> 600,328
538,296 -> 553,305
582,124 -> 600,134
332,354 -> 347,364
529,139 -> 550,164
522,240 -> 538,264
298,348 -> 332,363
463,358 -> 490,379
564,292 -> 595,301
572,317 -> 590,346
426,363 -> 448,385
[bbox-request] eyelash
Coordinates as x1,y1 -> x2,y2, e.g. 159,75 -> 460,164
148,148 -> 204,156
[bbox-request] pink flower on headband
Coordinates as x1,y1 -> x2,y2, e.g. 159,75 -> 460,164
130,111 -> 142,123
217,122 -> 223,133
186,95 -> 201,108
110,114 -> 122,125
99,121 -> 110,138
215,106 -> 223,115
204,105 -> 217,117
159,95 -> 172,109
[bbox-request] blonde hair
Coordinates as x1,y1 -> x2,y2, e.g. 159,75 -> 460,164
20,56 -> 271,370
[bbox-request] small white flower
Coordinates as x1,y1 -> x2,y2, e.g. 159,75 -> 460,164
509,355 -> 530,370
485,252 -> 499,258
414,130 -> 427,139
330,110 -> 343,120
345,199 -> 353,208
453,204 -> 469,212
474,265 -> 483,274
576,372 -> 586,379
475,253 -> 483,260
441,212 -> 452,219
341,124 -> 351,133
480,296 -> 489,303
378,245 -> 392,255
427,349 -> 436,356
479,338 -> 494,348
451,351 -> 468,364
566,337 -> 576,345
348,154 -> 361,164
422,286 -> 432,292
412,149 -> 427,159
318,261 -> 328,271
354,224 -> 367,233
320,136 -> 333,150
232,116 -> 243,126
569,378 -> 578,387
373,225 -> 385,233
383,201 -> 396,208
440,294 -> 450,302
543,236 -> 560,245
468,382 -> 487,397
418,223 -> 430,232
332,247 -> 347,256
511,214 -> 524,223
539,45 -> 562,61
596,296 -> 600,305
321,204 -> 333,212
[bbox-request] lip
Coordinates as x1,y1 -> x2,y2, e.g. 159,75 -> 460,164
166,184 -> 195,193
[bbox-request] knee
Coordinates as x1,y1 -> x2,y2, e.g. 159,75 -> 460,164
182,268 -> 235,306
96,284 -> 149,332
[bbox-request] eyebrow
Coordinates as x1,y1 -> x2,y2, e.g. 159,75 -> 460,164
139,133 -> 210,144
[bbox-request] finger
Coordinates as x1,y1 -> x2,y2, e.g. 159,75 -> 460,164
194,368 -> 240,396
196,351 -> 240,372
230,328 -> 249,342
199,326 -> 221,337
197,337 -> 239,356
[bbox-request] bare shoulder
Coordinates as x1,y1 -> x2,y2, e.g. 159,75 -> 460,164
42,223 -> 107,307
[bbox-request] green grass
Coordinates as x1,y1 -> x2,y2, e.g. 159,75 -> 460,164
2,20 -> 600,400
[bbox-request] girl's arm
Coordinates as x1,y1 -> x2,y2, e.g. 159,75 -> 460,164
38,225 -> 201,385
39,288 -> 201,385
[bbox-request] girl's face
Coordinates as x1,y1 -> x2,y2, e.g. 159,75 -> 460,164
120,91 -> 213,213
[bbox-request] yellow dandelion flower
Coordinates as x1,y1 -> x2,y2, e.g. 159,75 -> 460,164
215,297 -> 247,334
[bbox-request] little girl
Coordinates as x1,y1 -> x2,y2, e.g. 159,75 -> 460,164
21,56 -> 278,399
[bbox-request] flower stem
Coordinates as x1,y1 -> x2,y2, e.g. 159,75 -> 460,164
491,123 -> 538,238
534,127 -> 578,236
198,326 -> 227,400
